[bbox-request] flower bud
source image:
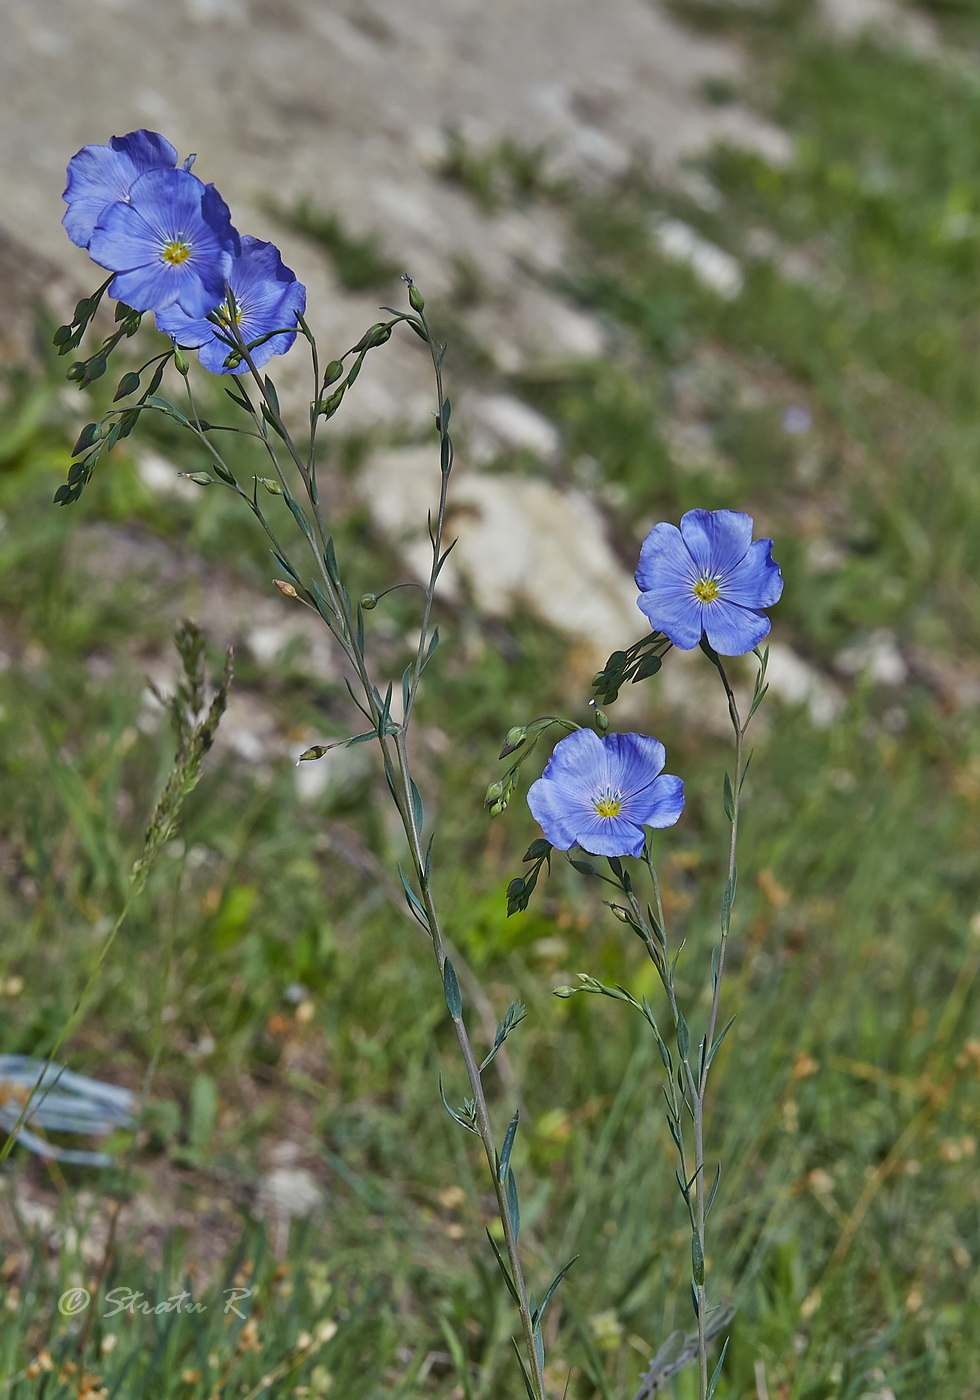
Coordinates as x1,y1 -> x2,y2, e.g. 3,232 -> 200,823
180,472 -> 216,486
258,478 -> 283,495
322,360 -> 344,386
408,283 -> 425,313
173,346 -> 190,376
274,579 -> 299,598
610,905 -> 631,923
489,798 -> 507,817
354,323 -> 392,352
484,780 -> 504,806
53,324 -> 73,347
66,362 -> 86,382
360,593 -> 379,610
593,707 -> 609,734
80,355 -> 107,387
317,387 -> 345,420
113,371 -> 141,402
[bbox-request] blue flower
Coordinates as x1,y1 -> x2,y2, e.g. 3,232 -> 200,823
88,168 -> 239,317
635,509 -> 783,656
156,235 -> 306,374
62,130 -> 191,249
527,728 -> 684,858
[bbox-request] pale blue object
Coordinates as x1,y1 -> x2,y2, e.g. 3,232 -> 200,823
0,1056 -> 135,1167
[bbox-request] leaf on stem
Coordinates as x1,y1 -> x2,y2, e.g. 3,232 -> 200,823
443,958 -> 462,1020
498,1110 -> 519,1183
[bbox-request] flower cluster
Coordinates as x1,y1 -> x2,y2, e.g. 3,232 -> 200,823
63,130 -> 305,372
527,511 -> 781,858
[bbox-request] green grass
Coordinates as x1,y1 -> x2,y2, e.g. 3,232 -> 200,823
2,7 -> 980,1398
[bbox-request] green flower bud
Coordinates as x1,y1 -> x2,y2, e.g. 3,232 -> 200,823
360,593 -> 379,610
322,360 -> 344,386
113,371 -> 141,402
53,324 -> 73,347
489,798 -> 507,817
408,283 -> 425,313
593,707 -> 609,734
173,346 -> 190,376
354,322 -> 392,352
66,362 -> 86,382
317,386 -> 345,420
258,478 -> 283,495
484,780 -> 504,806
80,355 -> 107,387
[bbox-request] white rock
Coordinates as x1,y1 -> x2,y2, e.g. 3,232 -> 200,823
834,630 -> 907,687
258,1166 -> 324,1219
470,394 -> 561,458
653,218 -> 743,300
136,451 -> 199,501
359,447 -> 642,664
764,642 -> 844,727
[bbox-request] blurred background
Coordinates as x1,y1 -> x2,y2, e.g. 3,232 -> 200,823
1,0 -> 979,1396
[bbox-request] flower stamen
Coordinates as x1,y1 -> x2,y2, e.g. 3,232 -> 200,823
693,575 -> 721,603
594,792 -> 622,819
161,238 -> 192,266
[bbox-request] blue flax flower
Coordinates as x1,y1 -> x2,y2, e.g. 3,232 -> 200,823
62,129 -> 192,249
88,168 -> 239,317
527,728 -> 683,858
156,235 -> 306,374
635,508 -> 782,656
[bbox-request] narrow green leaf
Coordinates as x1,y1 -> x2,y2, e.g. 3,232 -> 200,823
438,1073 -> 478,1134
443,958 -> 462,1020
692,1231 -> 704,1286
511,1340 -> 536,1400
397,864 -> 429,930
723,771 -> 734,822
145,395 -> 190,426
506,1167 -> 520,1241
486,1230 -> 520,1305
706,1015 -> 737,1071
324,536 -> 340,584
705,1163 -> 721,1217
410,779 -> 424,834
284,492 -> 314,542
532,1255 -> 579,1331
677,1015 -> 690,1063
721,870 -> 737,934
707,1337 -> 730,1400
499,1111 -> 519,1183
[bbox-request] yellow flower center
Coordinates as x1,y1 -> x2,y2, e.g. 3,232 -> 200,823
215,301 -> 243,328
161,239 -> 192,266
594,796 -> 622,819
693,576 -> 721,602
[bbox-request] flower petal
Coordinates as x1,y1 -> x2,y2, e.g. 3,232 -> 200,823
679,509 -> 754,577
701,599 -> 771,656
627,772 -> 684,829
636,585 -> 704,649
635,521 -> 697,593
537,727 -> 608,794
601,732 -> 666,797
570,812 -> 647,858
89,199 -> 160,272
721,537 -> 783,609
107,263 -> 187,314
109,129 -> 178,171
526,775 -> 584,851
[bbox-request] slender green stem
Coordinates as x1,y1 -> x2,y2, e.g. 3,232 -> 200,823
394,734 -> 545,1400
